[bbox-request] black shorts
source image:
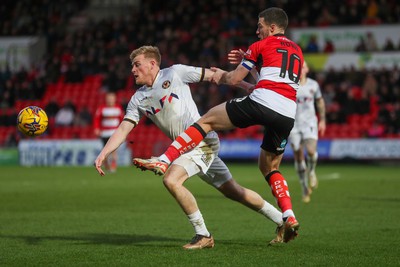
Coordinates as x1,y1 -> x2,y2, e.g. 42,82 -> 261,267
225,96 -> 294,155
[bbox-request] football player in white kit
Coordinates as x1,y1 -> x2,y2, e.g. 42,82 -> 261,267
288,61 -> 326,203
94,46 -> 285,249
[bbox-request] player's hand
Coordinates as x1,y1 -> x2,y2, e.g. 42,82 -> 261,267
228,49 -> 244,65
210,67 -> 226,85
94,155 -> 106,176
319,120 -> 326,136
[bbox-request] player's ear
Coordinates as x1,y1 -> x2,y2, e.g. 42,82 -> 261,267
270,24 -> 276,33
150,59 -> 156,69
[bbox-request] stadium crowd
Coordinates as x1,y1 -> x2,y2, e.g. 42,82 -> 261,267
1,0 -> 400,145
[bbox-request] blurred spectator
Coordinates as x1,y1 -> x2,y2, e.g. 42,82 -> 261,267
342,4 -> 363,25
367,122 -> 385,138
65,62 -> 84,83
326,102 -> 346,123
323,39 -> 335,53
0,80 -> 15,108
4,130 -> 20,147
74,107 -> 92,126
363,0 -> 382,25
316,7 -> 338,26
94,92 -> 123,172
355,37 -> 368,52
365,32 -> 379,51
0,108 -> 17,127
347,86 -> 370,114
386,104 -> 400,134
382,38 -> 396,51
55,101 -> 76,126
304,35 -> 319,53
100,65 -> 127,92
45,97 -> 60,118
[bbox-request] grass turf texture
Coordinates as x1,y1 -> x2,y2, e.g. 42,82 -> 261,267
1,163 -> 399,266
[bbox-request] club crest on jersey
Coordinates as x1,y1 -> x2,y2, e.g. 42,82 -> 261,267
162,80 -> 171,89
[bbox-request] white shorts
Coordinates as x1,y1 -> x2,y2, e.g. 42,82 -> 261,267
289,124 -> 318,151
172,138 -> 232,188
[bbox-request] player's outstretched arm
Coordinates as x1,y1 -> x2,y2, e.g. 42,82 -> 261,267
211,64 -> 249,86
316,97 -> 326,136
94,120 -> 135,176
201,68 -> 218,82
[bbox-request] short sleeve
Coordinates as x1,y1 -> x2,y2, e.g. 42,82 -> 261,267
124,95 -> 142,124
314,81 -> 322,99
171,64 -> 204,84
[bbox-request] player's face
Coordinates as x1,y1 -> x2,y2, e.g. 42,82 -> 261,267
106,93 -> 116,106
131,54 -> 154,86
256,18 -> 270,39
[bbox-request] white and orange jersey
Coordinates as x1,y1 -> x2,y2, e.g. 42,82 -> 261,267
124,64 -> 218,141
293,77 -> 322,129
94,104 -> 124,138
242,34 -> 304,118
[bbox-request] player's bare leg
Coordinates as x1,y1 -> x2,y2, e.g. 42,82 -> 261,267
293,146 -> 311,203
217,179 -> 283,244
162,165 -> 213,249
305,139 -> 318,190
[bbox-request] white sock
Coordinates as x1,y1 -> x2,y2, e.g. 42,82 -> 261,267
159,154 -> 171,164
187,210 -> 210,237
282,209 -> 295,220
258,201 -> 283,226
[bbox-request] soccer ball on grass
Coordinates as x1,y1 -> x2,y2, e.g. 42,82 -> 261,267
17,106 -> 48,137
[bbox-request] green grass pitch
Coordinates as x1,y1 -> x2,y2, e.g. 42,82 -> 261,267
1,163 -> 399,266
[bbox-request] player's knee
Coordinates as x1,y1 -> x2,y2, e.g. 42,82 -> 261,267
163,176 -> 178,191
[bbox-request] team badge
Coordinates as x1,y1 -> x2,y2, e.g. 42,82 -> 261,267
162,80 -> 171,89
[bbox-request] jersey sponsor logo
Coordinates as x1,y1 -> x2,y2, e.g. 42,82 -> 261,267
162,80 -> 171,89
276,139 -> 287,151
297,96 -> 314,103
230,96 -> 247,103
139,96 -> 148,102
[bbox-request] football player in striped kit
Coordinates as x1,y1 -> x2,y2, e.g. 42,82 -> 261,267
94,92 -> 124,172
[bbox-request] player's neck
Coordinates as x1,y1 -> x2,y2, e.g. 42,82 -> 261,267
148,69 -> 160,87
300,77 -> 307,85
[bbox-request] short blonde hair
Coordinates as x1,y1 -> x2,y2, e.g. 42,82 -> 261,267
129,46 -> 161,66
